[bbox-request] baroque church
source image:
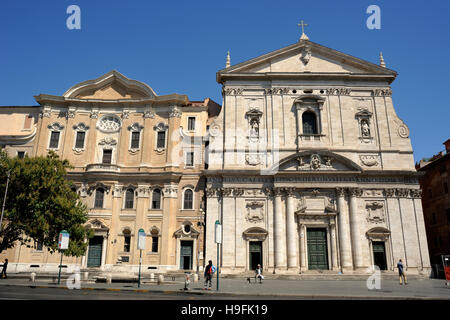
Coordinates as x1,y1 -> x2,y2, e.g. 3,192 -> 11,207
204,31 -> 431,275
0,28 -> 431,276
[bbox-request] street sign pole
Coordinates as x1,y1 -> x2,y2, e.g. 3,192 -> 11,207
57,230 -> 70,285
57,251 -> 63,285
215,220 -> 222,291
138,249 -> 142,288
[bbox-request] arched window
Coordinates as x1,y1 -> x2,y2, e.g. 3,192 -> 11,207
302,111 -> 318,134
150,227 -> 159,253
123,229 -> 131,253
124,188 -> 134,209
183,189 -> 193,210
94,188 -> 104,208
152,189 -> 161,209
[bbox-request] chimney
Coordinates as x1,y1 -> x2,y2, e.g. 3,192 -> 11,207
444,139 -> 450,154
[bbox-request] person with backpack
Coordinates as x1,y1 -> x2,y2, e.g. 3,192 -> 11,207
204,260 -> 215,290
397,259 -> 408,285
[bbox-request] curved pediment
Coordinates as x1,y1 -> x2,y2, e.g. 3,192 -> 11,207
278,151 -> 362,172
63,70 -> 157,100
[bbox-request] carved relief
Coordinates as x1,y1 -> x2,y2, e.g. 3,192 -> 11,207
169,106 -> 182,118
121,110 -> 130,119
326,88 -> 352,95
97,115 -> 121,133
48,122 -> 64,131
360,155 -> 379,167
90,110 -> 99,119
394,119 -> 410,139
299,45 -> 311,66
246,153 -> 262,166
373,88 -> 392,96
246,201 -> 264,223
223,88 -> 243,95
143,109 -> 155,119
98,137 -> 117,146
366,201 -> 385,224
410,189 -> 422,198
383,188 -> 396,197
297,154 -> 333,171
395,188 -> 410,198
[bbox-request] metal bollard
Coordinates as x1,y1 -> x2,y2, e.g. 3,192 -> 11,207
30,272 -> 36,282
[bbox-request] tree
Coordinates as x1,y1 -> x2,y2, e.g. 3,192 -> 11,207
0,151 -> 91,256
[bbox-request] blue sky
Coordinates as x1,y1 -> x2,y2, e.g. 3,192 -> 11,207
1,0 -> 449,162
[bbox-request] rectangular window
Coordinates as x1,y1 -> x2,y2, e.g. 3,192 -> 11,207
188,117 -> 196,131
152,236 -> 158,253
24,115 -> 33,130
49,131 -> 60,149
17,151 -> 25,159
75,131 -> 85,149
34,241 -> 43,251
157,131 -> 166,149
124,236 -> 131,253
102,149 -> 112,164
186,152 -> 194,167
131,131 -> 140,149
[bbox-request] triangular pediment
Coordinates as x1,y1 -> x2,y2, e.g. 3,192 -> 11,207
63,70 -> 157,100
218,40 -> 396,81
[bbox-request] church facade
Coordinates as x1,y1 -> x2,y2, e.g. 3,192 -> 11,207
204,34 -> 431,275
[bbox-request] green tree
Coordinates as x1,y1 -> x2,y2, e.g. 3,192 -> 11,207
0,151 -> 91,256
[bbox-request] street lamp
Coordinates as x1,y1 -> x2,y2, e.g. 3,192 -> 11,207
0,170 -> 11,233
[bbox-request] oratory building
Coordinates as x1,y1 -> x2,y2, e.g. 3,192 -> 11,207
0,71 -> 220,273
205,31 -> 431,275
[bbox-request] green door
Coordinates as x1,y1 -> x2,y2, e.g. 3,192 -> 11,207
87,236 -> 103,267
180,241 -> 193,270
372,241 -> 387,270
249,241 -> 262,271
307,228 -> 329,270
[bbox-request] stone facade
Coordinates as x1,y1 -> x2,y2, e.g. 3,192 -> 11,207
0,71 -> 221,274
205,37 -> 431,275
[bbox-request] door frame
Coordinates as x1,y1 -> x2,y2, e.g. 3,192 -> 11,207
306,227 -> 329,270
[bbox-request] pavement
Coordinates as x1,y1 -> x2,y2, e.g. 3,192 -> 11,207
0,275 -> 449,299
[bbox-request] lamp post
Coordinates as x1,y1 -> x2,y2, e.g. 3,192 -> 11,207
0,170 -> 11,233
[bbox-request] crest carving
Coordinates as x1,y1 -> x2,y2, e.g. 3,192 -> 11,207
246,201 -> 264,223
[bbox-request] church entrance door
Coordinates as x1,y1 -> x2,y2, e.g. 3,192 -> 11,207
249,241 -> 262,271
372,241 -> 387,270
307,228 -> 328,270
180,240 -> 193,270
87,236 -> 103,267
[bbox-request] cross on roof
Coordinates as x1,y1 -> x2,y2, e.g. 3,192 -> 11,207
297,20 -> 308,35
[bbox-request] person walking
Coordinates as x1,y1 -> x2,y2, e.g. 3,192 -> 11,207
397,259 -> 407,285
1,259 -> 8,279
203,260 -> 214,290
255,264 -> 264,283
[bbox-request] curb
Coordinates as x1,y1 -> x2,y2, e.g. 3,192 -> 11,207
0,282 -> 449,300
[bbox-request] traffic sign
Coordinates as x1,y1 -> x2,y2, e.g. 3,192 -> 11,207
58,230 -> 70,250
137,228 -> 146,250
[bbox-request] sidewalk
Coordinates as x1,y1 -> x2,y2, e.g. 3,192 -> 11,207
0,276 -> 449,299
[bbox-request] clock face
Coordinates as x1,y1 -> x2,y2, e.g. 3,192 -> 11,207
97,115 -> 121,133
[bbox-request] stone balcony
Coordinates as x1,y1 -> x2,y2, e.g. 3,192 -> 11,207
85,163 -> 121,173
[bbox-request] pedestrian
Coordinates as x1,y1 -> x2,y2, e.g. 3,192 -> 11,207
203,260 -> 214,290
397,259 -> 407,285
1,259 -> 8,279
255,264 -> 264,283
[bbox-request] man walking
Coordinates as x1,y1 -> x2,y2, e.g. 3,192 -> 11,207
204,260 -> 214,290
397,259 -> 407,285
1,259 -> 8,279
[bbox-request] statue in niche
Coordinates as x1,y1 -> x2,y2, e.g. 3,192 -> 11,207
361,119 -> 371,137
249,118 -> 259,141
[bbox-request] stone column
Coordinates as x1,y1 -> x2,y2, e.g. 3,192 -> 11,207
336,188 -> 353,270
285,188 -> 297,270
299,224 -> 306,271
273,187 -> 286,269
330,223 -> 338,270
101,235 -> 108,268
349,188 -> 363,269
